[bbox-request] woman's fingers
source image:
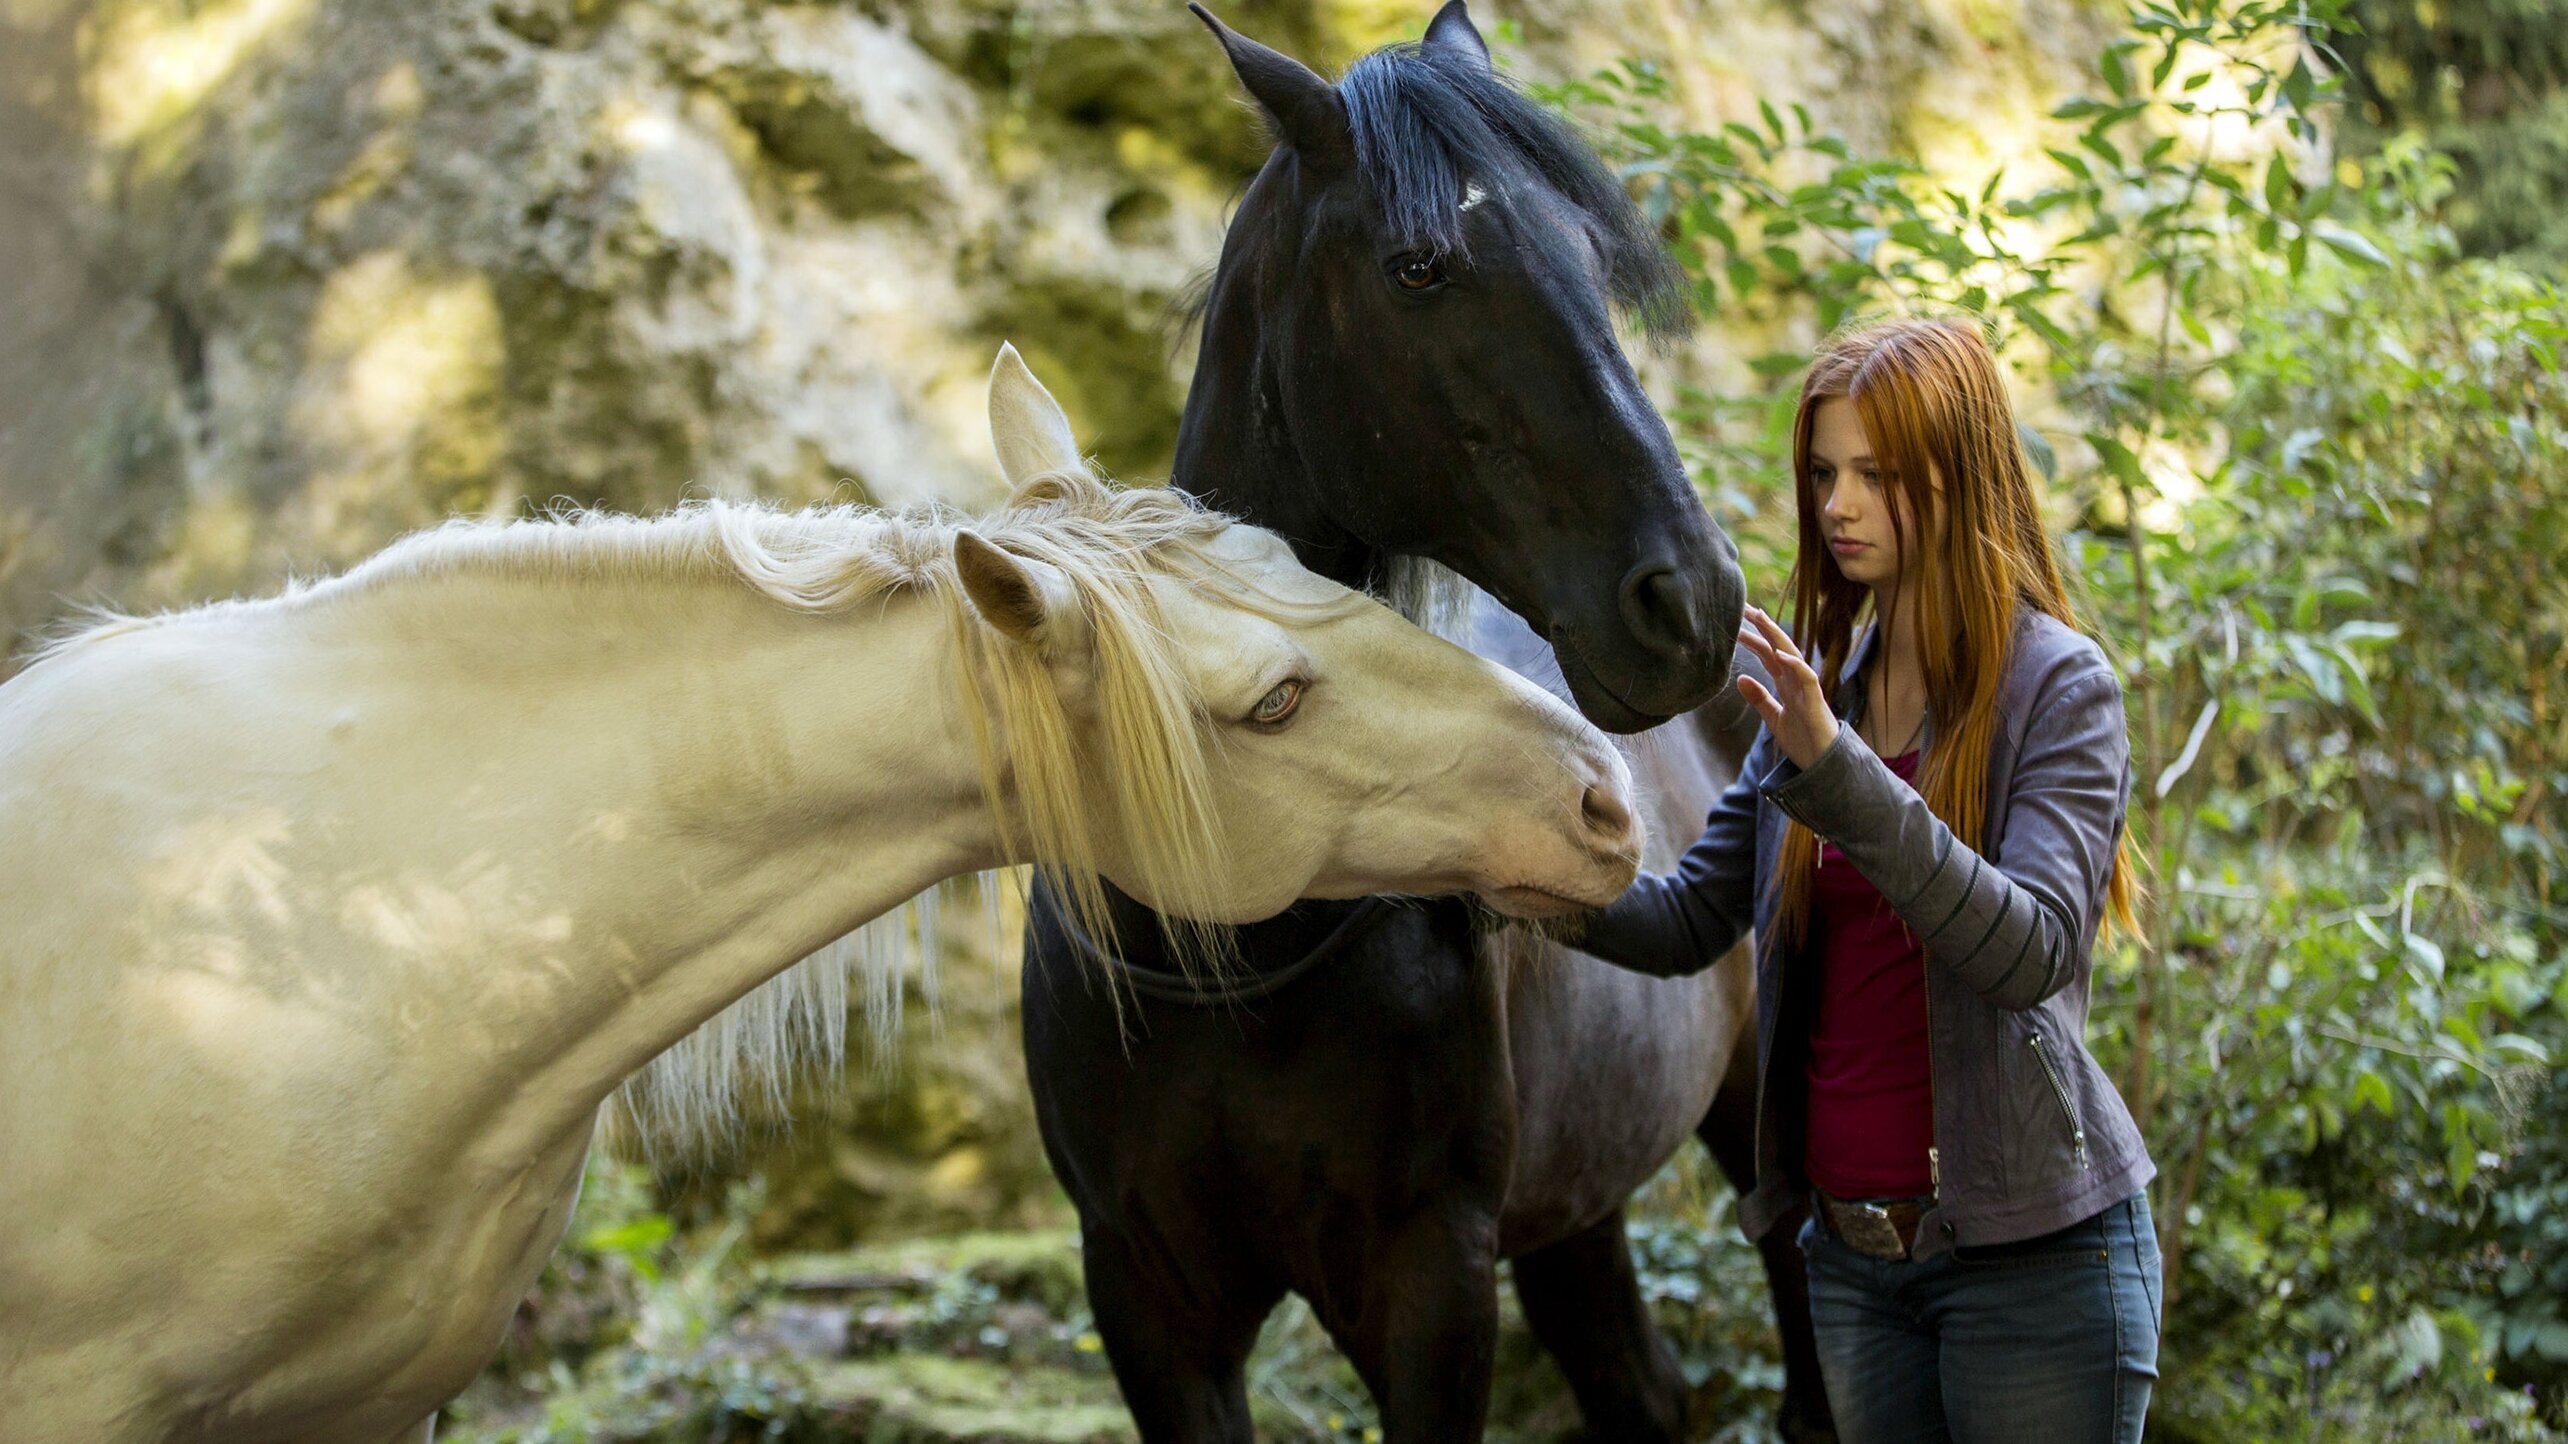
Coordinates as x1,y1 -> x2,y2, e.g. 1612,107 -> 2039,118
1737,673 -> 1783,725
1745,605 -> 1824,699
1736,621 -> 1776,669
1745,603 -> 1795,652
1746,605 -> 1812,671
1737,605 -> 1841,770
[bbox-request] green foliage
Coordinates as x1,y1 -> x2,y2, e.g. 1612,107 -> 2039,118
2333,0 -> 2568,264
1547,0 -> 2568,1433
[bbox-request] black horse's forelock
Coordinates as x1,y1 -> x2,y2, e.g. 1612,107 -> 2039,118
1337,43 -> 1692,337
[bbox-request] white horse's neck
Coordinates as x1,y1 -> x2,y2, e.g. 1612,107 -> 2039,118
115,566 -> 999,1166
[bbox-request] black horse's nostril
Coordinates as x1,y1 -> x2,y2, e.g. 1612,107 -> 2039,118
1617,563 -> 1701,660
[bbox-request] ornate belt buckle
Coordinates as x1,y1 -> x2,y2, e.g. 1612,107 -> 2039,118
1840,1201 -> 1909,1260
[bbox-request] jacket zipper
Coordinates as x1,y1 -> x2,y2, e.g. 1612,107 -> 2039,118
1924,944 -> 1940,1200
2027,1030 -> 2089,1167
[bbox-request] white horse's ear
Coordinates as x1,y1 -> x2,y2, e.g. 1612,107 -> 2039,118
955,530 -> 1086,654
988,343 -> 1086,488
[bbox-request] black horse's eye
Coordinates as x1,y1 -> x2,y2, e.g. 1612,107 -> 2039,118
1392,255 -> 1446,291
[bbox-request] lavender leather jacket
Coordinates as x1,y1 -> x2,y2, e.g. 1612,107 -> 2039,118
1578,607 -> 2154,1256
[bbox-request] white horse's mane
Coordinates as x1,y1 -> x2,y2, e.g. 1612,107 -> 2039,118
37,472 -> 1317,1161
36,478 -> 1147,653
1380,554 -> 1477,644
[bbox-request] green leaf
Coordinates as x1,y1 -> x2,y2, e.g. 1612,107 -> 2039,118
2018,422 -> 2057,482
2488,1033 -> 2553,1065
2445,1105 -> 2477,1189
2312,222 -> 2389,267
2101,40 -> 2134,98
581,1214 -> 674,1257
2405,933 -> 2446,985
2329,619 -> 2400,651
2350,1069 -> 2393,1116
2282,55 -> 2316,113
2090,433 -> 2149,492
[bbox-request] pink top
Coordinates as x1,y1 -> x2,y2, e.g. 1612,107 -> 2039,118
1802,748 -> 1935,1200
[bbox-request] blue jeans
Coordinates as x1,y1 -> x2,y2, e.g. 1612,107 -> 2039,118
1799,1193 -> 2162,1444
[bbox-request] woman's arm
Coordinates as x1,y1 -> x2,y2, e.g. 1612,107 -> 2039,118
1764,668 -> 2132,1011
1569,730 -> 1775,978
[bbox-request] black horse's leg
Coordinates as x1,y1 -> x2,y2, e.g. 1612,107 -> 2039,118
1698,1046 -> 1835,1444
1320,1208 -> 1500,1444
1511,1205 -> 1691,1443
1081,1224 -> 1278,1444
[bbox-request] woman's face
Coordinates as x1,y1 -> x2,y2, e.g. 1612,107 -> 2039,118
1808,395 -> 1929,592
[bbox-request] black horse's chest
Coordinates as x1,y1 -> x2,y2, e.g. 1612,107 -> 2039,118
1021,902 -> 1517,1243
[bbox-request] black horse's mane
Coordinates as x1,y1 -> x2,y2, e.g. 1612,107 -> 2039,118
1336,43 -> 1691,337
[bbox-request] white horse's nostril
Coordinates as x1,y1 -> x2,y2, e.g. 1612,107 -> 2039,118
1580,782 -> 1636,850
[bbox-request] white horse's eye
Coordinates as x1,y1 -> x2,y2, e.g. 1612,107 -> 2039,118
1250,679 -> 1305,726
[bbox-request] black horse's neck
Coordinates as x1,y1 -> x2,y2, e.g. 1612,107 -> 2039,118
1070,873 -> 1370,985
1170,226 -> 1381,594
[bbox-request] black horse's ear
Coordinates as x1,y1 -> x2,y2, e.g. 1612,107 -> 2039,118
1188,4 -> 1354,172
1422,0 -> 1492,72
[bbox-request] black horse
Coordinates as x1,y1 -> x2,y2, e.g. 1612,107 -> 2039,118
1022,5 -> 1829,1440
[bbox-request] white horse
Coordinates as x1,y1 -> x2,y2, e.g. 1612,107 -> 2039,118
0,347 -> 1641,1444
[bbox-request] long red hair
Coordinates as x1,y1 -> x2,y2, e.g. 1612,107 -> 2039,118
1770,317 -> 2139,948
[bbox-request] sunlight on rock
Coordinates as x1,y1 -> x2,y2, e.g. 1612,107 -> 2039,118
610,99 -> 678,154
150,487 -> 260,605
373,59 -> 423,119
310,130 -> 411,234
302,253 -> 502,453
1317,0 -> 1420,54
84,0 -> 316,147
288,252 -> 506,542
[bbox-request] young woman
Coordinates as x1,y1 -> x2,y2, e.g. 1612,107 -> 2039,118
1577,317 -> 2161,1442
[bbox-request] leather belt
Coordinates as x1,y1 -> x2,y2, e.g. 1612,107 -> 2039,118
1814,1189 -> 1934,1261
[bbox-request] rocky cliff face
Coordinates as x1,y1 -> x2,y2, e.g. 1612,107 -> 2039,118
1,0 -> 2103,649
0,0 -> 2102,1239
3,0 -> 1256,637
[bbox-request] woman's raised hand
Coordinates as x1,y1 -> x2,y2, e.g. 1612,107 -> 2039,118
1735,605 -> 1841,771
